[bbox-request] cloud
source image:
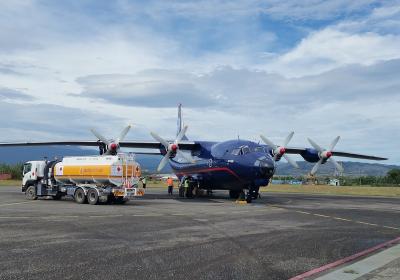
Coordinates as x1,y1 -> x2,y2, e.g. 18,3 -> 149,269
270,28 -> 400,77
75,71 -> 220,108
0,100 -> 132,141
0,87 -> 34,101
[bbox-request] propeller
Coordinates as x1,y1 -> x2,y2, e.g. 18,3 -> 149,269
260,132 -> 299,168
90,125 -> 132,155
150,125 -> 195,172
307,136 -> 344,175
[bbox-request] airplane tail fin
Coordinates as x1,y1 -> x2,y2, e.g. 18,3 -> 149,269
177,103 -> 188,140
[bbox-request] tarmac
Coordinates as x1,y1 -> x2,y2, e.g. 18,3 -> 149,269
0,185 -> 399,280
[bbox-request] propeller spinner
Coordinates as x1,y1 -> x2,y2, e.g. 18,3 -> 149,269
150,125 -> 195,172
90,125 -> 131,155
307,136 -> 344,175
260,132 -> 299,168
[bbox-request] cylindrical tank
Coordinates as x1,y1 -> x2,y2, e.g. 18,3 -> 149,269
53,154 -> 141,186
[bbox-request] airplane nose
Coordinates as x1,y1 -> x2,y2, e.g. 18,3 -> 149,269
259,159 -> 275,177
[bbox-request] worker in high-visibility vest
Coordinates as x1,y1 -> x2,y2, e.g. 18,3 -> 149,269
183,177 -> 190,197
167,177 -> 174,195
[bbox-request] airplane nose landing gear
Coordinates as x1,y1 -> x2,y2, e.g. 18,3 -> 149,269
246,185 -> 260,203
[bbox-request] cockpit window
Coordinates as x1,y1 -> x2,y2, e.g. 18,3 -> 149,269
254,146 -> 267,153
232,146 -> 251,155
241,146 -> 250,154
231,148 -> 241,155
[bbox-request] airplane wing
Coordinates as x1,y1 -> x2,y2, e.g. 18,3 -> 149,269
0,140 -> 199,151
284,147 -> 387,160
0,141 -> 100,147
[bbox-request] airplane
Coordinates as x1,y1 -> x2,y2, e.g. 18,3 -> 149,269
0,104 -> 387,202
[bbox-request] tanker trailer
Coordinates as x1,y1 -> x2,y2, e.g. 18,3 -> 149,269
22,153 -> 144,205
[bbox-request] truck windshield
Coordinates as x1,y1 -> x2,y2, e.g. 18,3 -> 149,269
23,163 -> 32,175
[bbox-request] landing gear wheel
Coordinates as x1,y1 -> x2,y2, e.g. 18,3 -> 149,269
74,188 -> 87,204
246,194 -> 252,203
87,188 -> 99,205
229,190 -> 240,199
25,186 -> 38,200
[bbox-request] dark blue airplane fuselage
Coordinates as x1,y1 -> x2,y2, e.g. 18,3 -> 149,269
165,140 -> 322,191
168,140 -> 276,190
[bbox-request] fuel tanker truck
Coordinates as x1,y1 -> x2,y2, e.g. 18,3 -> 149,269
21,153 -> 144,204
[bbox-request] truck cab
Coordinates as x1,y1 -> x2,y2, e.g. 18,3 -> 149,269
22,161 -> 46,192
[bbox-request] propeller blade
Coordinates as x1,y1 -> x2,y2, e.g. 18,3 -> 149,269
150,132 -> 169,149
260,135 -> 277,149
329,136 -> 340,151
307,138 -> 323,152
90,129 -> 110,145
177,150 -> 195,163
329,157 -> 344,172
311,159 -> 323,175
117,125 -> 131,142
157,151 -> 172,172
283,131 -> 294,147
283,154 -> 299,168
176,125 -> 188,143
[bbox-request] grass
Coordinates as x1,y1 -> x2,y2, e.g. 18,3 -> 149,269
262,184 -> 400,197
0,180 -> 21,186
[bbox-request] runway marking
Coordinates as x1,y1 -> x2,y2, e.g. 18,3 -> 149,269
0,201 -> 36,207
355,221 -> 379,227
269,205 -> 400,231
88,215 -> 124,218
313,213 -> 331,218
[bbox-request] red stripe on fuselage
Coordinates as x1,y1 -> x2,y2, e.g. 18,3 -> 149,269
175,167 -> 243,182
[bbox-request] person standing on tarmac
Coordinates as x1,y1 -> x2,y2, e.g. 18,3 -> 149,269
141,177 -> 147,189
183,177 -> 190,197
167,177 -> 174,195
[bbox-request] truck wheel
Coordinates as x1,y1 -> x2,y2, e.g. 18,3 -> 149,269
74,188 -> 87,204
87,188 -> 99,205
25,186 -> 38,200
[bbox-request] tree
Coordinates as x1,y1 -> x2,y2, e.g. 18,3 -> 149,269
387,169 -> 400,184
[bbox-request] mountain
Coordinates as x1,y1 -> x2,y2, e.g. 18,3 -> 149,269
275,161 -> 399,177
0,147 -> 397,176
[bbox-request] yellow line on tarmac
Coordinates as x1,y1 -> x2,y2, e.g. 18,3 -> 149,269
0,201 -> 35,207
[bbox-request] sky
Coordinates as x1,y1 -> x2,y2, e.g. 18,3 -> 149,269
0,0 -> 399,164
